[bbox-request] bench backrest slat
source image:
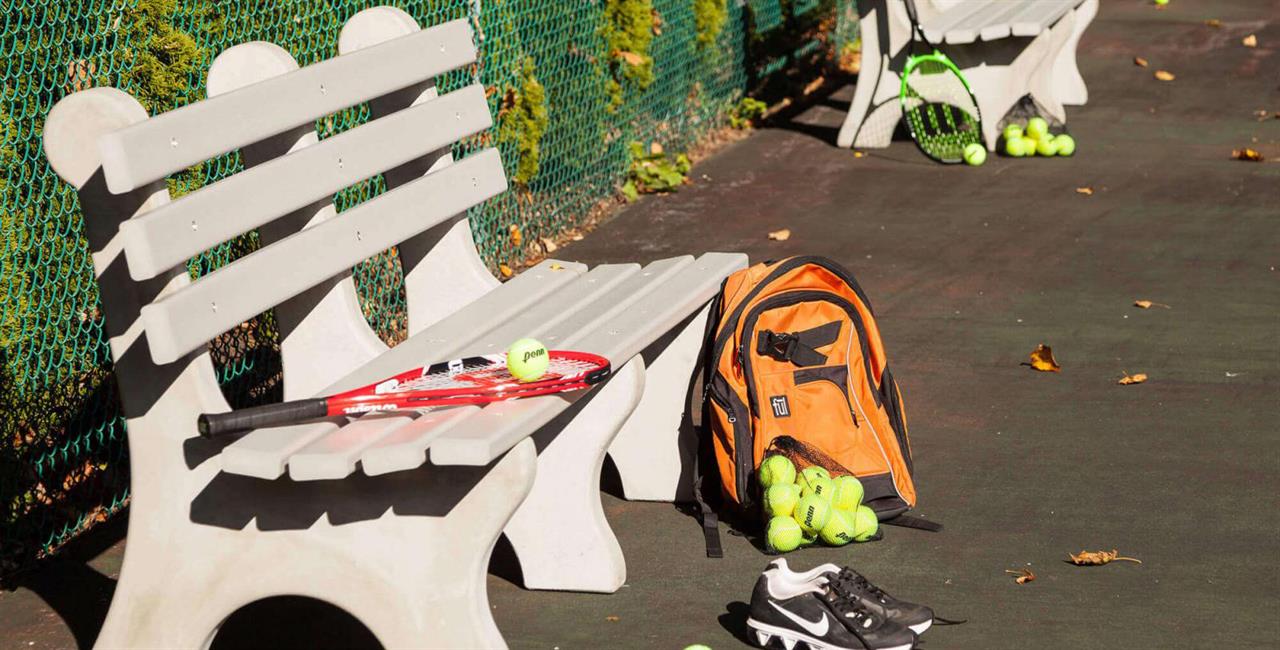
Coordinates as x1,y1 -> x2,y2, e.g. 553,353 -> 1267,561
140,149 -> 507,365
118,83 -> 490,280
97,19 -> 476,194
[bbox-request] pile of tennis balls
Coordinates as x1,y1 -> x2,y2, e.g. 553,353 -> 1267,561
1002,117 -> 1075,158
758,454 -> 879,553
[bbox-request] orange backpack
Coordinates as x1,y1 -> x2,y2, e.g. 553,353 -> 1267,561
696,257 -> 931,555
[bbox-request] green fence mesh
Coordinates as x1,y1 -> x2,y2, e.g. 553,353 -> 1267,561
0,0 -> 856,580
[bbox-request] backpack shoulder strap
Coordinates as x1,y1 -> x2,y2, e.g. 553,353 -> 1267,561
693,286 -> 727,558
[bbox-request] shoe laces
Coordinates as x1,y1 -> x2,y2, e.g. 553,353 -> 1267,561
819,578 -> 883,630
831,569 -> 891,604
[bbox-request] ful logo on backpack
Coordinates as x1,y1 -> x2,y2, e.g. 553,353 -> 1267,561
770,396 -> 790,418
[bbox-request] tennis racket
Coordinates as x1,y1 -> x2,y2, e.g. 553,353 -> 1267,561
899,0 -> 983,163
197,350 -> 611,438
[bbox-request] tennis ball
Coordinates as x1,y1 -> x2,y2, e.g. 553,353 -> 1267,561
1035,136 -> 1059,157
796,466 -> 830,492
1004,136 -> 1028,157
1154,0 -> 1168,5
683,646 -> 713,650
801,475 -> 835,501
506,338 -> 549,382
963,143 -> 986,166
794,494 -> 831,535
851,505 -> 879,542
1025,117 -> 1049,141
763,483 -> 801,518
1054,134 -> 1076,156
819,508 -> 857,546
758,455 -> 796,489
767,516 -> 804,553
1002,124 -> 1024,141
830,475 -> 864,511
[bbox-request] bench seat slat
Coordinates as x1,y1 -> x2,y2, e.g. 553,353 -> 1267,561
119,85 -> 492,280
140,149 -> 506,365
945,2 -> 1027,44
98,19 -> 476,193
1009,0 -> 1074,37
286,413 -> 415,480
219,420 -> 341,479
430,252 -> 747,466
359,407 -> 477,477
921,1 -> 989,44
219,259 -> 585,479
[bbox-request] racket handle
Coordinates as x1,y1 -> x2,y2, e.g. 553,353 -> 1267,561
197,398 -> 328,438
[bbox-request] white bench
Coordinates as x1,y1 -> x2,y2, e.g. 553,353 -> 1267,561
44,8 -> 744,648
836,0 -> 1097,151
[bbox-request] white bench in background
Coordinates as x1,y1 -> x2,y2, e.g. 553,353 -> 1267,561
44,8 -> 744,648
837,0 -> 1097,151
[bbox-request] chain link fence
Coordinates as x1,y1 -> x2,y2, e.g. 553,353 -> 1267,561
0,0 -> 857,580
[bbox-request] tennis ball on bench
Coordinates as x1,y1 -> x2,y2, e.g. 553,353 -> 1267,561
1054,133 -> 1076,156
794,494 -> 831,535
851,504 -> 879,542
764,483 -> 802,518
830,475 -> 864,511
963,142 -> 986,166
1025,117 -> 1050,141
758,454 -> 797,489
819,508 -> 857,546
506,338 -> 549,382
767,515 -> 805,553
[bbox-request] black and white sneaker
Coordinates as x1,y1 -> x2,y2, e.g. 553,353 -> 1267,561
747,564 -> 917,650
766,559 -> 935,635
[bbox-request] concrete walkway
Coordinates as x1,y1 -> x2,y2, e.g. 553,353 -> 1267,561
2,0 -> 1277,648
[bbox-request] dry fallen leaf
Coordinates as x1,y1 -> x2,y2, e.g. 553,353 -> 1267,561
1028,344 -> 1061,372
549,263 -> 564,271
1204,18 -> 1222,28
650,141 -> 664,155
1075,187 -> 1094,196
499,263 -> 513,279
1242,34 -> 1257,48
768,228 -> 792,242
1133,299 -> 1170,309
1117,372 -> 1148,385
1133,56 -> 1148,67
606,615 -> 620,622
540,237 -> 558,254
617,51 -> 645,66
1067,549 -> 1142,566
1006,568 -> 1035,584
1233,148 -> 1264,162
508,224 -> 522,247
1154,70 -> 1175,81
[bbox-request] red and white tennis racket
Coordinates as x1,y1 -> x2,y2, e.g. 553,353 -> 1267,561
197,350 -> 611,438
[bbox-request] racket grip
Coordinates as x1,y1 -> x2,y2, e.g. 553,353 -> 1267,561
197,398 -> 328,438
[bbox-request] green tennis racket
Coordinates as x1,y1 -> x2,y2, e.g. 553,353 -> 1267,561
899,0 -> 983,163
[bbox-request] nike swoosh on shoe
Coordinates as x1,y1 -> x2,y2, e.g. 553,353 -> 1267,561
768,601 -> 830,637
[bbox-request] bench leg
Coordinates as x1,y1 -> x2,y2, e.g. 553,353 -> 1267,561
1029,12 -> 1074,128
1054,0 -> 1096,106
503,360 -> 644,593
96,438 -> 536,649
837,4 -> 891,148
608,306 -> 710,502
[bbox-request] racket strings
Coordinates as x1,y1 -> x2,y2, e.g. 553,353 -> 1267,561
902,58 -> 980,162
